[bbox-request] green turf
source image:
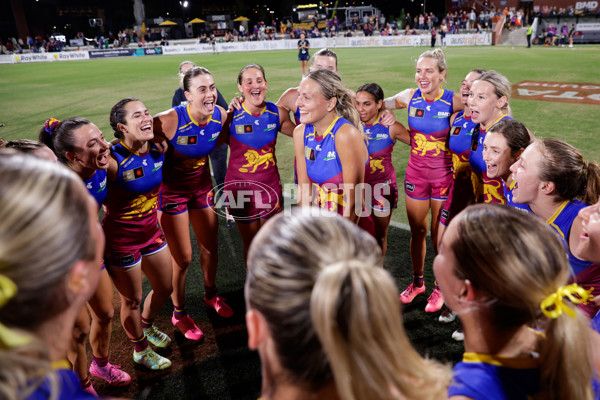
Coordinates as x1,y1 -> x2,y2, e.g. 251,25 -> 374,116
1,45 -> 598,225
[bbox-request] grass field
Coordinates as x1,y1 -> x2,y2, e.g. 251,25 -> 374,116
1,45 -> 599,225
1,46 -> 599,399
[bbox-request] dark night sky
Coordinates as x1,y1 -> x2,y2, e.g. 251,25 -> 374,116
3,0 -> 447,39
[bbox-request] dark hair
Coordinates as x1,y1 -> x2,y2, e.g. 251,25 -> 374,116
312,48 -> 338,68
182,66 -> 212,92
38,117 -> 92,163
237,63 -> 266,85
109,98 -> 139,139
488,119 -> 531,157
356,82 -> 384,103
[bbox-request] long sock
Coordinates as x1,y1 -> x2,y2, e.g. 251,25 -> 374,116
81,376 -> 92,389
173,305 -> 186,319
413,273 -> 424,287
93,355 -> 109,368
205,285 -> 217,300
141,316 -> 153,329
131,334 -> 148,352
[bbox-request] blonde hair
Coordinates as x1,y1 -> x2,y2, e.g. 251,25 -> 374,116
417,48 -> 448,85
0,152 -> 95,399
305,69 -> 361,129
450,204 -> 595,400
475,70 -> 512,114
246,208 -> 452,400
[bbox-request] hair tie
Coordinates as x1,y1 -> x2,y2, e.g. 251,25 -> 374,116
0,274 -> 30,349
540,283 -> 594,319
44,118 -> 60,135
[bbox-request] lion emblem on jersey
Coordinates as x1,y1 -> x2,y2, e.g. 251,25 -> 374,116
412,133 -> 450,156
370,158 -> 385,174
181,156 -> 207,171
239,149 -> 275,173
124,194 -> 158,219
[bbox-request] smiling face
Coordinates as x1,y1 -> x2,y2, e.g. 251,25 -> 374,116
415,56 -> 445,97
238,67 -> 267,110
509,143 -> 544,205
460,71 -> 481,106
468,80 -> 506,126
185,73 -> 217,118
482,131 -> 517,181
119,101 -> 153,144
355,91 -> 381,125
574,201 -> 600,263
295,77 -> 333,125
69,123 -> 110,172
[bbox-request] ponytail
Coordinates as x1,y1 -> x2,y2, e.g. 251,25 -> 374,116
583,161 -> 600,205
38,117 -> 91,164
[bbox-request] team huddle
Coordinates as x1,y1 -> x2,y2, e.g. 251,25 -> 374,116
1,46 -> 600,400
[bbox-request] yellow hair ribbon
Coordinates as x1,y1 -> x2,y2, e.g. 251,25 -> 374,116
0,274 -> 31,348
540,283 -> 594,319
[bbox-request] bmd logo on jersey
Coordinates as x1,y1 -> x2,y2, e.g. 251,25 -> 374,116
409,107 -> 425,118
451,127 -> 461,135
236,125 -> 253,134
123,166 -> 145,182
177,135 -> 198,145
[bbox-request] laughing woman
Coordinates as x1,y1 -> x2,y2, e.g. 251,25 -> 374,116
154,66 -> 232,339
222,64 -> 295,261
103,98 -> 173,370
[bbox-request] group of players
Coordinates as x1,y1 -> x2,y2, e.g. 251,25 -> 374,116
1,45 -> 600,400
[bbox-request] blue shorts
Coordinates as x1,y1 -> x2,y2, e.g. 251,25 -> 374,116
298,53 -> 310,61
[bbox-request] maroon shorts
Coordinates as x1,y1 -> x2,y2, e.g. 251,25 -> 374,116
102,217 -> 167,267
225,180 -> 282,223
160,172 -> 215,215
404,164 -> 452,201
370,181 -> 399,212
440,172 -> 475,226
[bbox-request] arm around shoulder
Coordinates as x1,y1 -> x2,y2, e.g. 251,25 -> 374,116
293,124 -> 311,206
383,88 -> 413,110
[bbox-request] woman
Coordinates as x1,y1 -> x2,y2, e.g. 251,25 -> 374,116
0,152 -> 104,399
435,203 -> 598,400
383,49 -> 463,312
0,137 -> 57,162
481,118 -> 532,210
355,82 -> 409,254
39,117 -> 131,390
297,32 -> 310,76
246,208 -> 452,400
294,69 -> 370,227
103,98 -> 173,370
468,70 -> 513,205
222,64 -> 295,261
510,138 -> 600,319
154,66 -> 233,340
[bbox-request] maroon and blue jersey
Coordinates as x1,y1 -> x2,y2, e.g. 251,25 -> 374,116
28,367 -> 97,400
293,107 -> 301,125
503,179 -> 528,211
407,88 -> 454,171
162,105 -> 222,190
449,352 -> 541,400
363,114 -> 396,186
449,110 -> 477,180
469,115 -> 510,204
84,169 -> 107,209
104,142 -> 164,222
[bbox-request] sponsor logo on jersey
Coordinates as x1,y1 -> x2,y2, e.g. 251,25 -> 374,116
152,161 -> 163,172
142,159 -> 148,166
324,151 -> 336,161
123,166 -> 145,182
176,135 -> 198,145
405,181 -> 415,192
99,176 -> 107,192
409,107 -> 425,118
433,111 -> 451,118
209,132 -> 219,141
265,123 -> 277,131
305,146 -> 316,161
440,187 -> 448,196
236,124 -> 253,134
254,120 -> 260,126
315,144 -> 321,151
451,127 -> 461,135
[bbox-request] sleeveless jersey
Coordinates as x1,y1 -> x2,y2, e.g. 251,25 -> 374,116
469,115 -> 510,204
527,200 -> 593,275
503,179 -> 528,211
363,114 -> 396,185
407,88 -> 454,171
163,105 -> 222,187
226,101 -> 281,186
449,352 -> 541,400
449,110 -> 477,180
84,169 -> 107,209
293,106 -> 301,125
104,142 -> 164,222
